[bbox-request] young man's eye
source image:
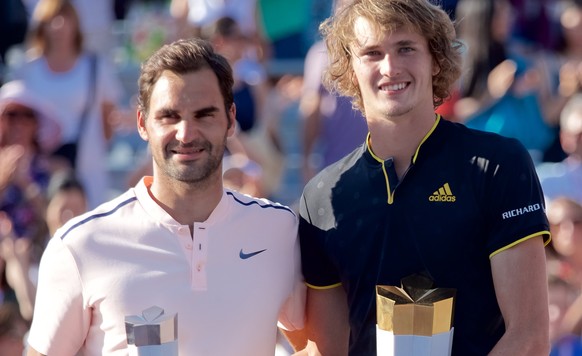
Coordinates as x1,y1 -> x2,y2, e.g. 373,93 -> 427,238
400,47 -> 414,53
366,50 -> 381,56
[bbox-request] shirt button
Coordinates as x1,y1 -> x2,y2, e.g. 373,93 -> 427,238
186,243 -> 192,249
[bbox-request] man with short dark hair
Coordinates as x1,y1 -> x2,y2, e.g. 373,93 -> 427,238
26,38 -> 305,356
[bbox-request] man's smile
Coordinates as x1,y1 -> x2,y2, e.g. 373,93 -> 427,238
379,82 -> 409,92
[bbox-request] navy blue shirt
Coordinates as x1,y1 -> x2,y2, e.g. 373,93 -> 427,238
299,116 -> 550,355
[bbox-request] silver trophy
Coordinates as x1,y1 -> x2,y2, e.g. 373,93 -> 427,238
125,306 -> 178,356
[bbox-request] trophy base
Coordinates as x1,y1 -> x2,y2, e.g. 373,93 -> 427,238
376,326 -> 454,356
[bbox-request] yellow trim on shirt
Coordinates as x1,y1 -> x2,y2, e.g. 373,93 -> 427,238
305,282 -> 342,290
366,114 -> 440,204
412,114 -> 440,164
489,231 -> 551,259
366,134 -> 394,204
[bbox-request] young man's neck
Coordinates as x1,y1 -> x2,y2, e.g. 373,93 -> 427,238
367,111 -> 436,155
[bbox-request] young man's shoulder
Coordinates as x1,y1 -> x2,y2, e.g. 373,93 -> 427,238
439,118 -> 529,157
441,118 -> 517,143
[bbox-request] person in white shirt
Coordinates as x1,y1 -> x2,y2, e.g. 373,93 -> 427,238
11,0 -> 123,209
26,37 -> 305,356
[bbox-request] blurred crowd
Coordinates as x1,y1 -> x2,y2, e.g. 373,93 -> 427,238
0,0 -> 582,354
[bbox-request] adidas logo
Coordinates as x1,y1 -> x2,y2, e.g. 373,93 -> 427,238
428,183 -> 456,202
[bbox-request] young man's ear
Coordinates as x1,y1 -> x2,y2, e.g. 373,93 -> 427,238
432,60 -> 441,76
137,109 -> 149,141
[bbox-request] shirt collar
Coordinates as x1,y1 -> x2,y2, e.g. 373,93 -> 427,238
135,176 -> 230,227
364,114 -> 441,164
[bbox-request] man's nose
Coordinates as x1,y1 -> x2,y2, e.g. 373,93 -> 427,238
380,54 -> 400,77
175,119 -> 200,143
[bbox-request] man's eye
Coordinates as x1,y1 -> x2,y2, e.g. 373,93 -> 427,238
158,113 -> 179,122
196,112 -> 217,120
366,50 -> 381,56
400,47 -> 414,53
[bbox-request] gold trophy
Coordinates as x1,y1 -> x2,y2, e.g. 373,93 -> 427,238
376,274 -> 455,355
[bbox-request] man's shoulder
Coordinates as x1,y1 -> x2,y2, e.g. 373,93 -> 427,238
54,189 -> 139,241
438,119 -> 529,160
441,118 -> 518,145
224,189 -> 296,218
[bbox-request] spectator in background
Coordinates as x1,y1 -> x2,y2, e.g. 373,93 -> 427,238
169,0 -> 265,100
537,93 -> 582,205
259,70 -> 304,203
547,273 -> 579,349
547,197 -> 582,305
454,0 -> 567,164
44,171 -> 87,237
557,1 -> 582,65
0,80 -> 61,323
22,0 -> 120,56
169,0 -> 258,41
203,15 -> 299,199
546,197 -> 582,355
454,0 -> 517,113
300,21 -> 368,181
538,0 -> 582,162
201,16 -> 267,137
10,0 -> 124,209
0,212 -> 37,324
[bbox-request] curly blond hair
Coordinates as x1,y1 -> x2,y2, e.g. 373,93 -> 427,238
320,0 -> 463,113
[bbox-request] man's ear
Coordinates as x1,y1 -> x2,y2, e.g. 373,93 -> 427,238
137,109 -> 149,141
227,103 -> 237,137
432,60 -> 441,76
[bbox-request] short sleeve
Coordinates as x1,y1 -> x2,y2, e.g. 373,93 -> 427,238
277,231 -> 306,331
299,193 -> 342,288
27,237 -> 90,356
484,139 -> 550,256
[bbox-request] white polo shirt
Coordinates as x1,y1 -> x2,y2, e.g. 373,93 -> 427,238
28,177 -> 305,356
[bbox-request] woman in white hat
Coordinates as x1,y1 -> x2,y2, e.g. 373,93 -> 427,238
0,79 -> 62,321
0,78 -> 62,237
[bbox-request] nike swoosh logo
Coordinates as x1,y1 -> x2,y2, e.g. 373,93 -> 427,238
239,248 -> 267,259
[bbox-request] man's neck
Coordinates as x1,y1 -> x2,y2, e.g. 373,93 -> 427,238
367,112 -> 437,178
149,176 -> 223,225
